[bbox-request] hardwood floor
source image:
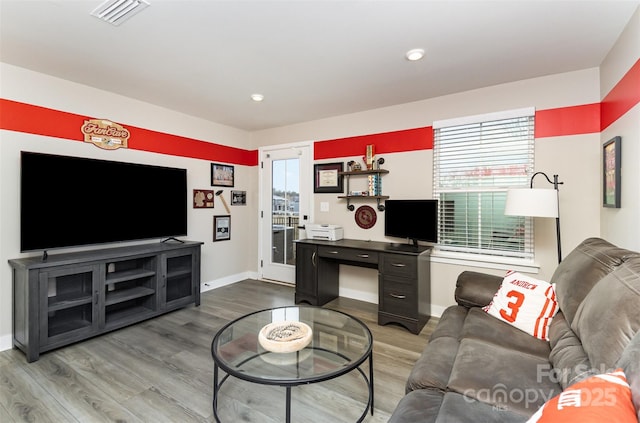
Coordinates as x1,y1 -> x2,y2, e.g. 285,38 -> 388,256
0,279 -> 436,422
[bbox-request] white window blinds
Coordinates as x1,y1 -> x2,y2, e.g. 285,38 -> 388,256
433,109 -> 535,258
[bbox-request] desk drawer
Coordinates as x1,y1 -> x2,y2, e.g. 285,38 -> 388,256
381,253 -> 417,278
317,246 -> 378,264
381,276 -> 417,318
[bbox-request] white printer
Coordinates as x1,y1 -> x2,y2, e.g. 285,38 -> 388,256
305,224 -> 344,241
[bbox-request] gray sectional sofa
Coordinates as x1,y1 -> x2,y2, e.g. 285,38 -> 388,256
389,237 -> 640,422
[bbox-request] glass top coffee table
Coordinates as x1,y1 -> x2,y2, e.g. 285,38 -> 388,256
210,306 -> 374,422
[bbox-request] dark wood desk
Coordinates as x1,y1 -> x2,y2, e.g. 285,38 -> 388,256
295,239 -> 431,334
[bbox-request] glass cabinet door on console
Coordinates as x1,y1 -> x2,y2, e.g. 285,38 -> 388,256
161,249 -> 198,310
39,264 -> 100,348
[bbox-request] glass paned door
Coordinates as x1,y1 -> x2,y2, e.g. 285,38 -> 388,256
259,144 -> 311,284
271,158 -> 299,265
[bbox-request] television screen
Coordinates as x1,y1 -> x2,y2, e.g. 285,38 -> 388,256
20,152 -> 188,252
384,199 -> 438,245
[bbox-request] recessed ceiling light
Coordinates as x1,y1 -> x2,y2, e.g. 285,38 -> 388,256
251,94 -> 264,102
405,48 -> 425,61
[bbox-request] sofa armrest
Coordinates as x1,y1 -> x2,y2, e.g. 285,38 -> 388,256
454,271 -> 503,308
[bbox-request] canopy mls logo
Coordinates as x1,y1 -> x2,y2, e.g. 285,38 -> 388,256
81,119 -> 130,150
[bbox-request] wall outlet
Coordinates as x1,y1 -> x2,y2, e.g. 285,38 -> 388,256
320,202 -> 329,212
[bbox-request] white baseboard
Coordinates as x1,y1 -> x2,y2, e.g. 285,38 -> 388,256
430,305 -> 447,318
201,271 -> 259,293
339,287 -> 378,305
0,334 -> 13,353
202,276 -> 449,319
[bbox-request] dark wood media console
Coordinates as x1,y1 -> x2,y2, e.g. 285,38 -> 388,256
9,241 -> 202,362
295,238 -> 431,334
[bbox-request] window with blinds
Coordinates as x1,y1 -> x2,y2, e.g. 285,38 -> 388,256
433,108 -> 535,259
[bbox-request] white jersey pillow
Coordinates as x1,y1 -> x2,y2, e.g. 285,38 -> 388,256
484,270 -> 559,340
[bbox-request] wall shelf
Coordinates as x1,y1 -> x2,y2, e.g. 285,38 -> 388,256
339,161 -> 389,211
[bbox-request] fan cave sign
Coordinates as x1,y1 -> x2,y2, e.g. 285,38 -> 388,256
82,119 -> 130,150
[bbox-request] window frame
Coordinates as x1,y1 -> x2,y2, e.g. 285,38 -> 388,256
432,107 -> 535,260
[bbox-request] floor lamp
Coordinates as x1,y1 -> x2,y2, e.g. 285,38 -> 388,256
504,172 -> 563,263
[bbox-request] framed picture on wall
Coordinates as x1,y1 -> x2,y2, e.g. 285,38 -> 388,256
193,189 -> 214,208
211,163 -> 234,187
314,162 -> 344,193
603,136 -> 621,208
231,190 -> 247,205
213,215 -> 231,241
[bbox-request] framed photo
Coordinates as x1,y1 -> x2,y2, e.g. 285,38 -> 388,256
314,162 -> 344,193
213,215 -> 231,241
603,136 -> 621,208
193,189 -> 214,208
231,190 -> 247,205
211,163 -> 234,187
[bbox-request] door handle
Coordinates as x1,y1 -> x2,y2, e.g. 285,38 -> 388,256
312,252 -> 317,267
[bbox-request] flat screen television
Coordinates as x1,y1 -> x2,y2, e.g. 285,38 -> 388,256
384,199 -> 438,246
20,151 -> 188,252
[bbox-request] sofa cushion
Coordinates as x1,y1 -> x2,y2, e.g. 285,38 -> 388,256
437,392 -> 530,423
447,338 -> 562,415
429,305 -> 468,340
571,257 -> 640,369
406,336 -> 461,393
483,271 -> 558,340
551,238 -> 633,325
388,389 -> 443,423
617,329 -> 640,419
462,307 -> 551,359
525,369 -> 637,423
548,312 -> 595,389
405,306 -> 469,393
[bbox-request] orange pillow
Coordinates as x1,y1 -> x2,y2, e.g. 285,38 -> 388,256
526,369 -> 638,422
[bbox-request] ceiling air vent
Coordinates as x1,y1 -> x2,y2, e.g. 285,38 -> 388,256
90,0 -> 150,26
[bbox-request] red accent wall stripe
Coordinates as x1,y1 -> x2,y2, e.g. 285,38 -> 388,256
3,55 -> 639,164
314,127 -> 433,160
315,59 -> 640,154
534,103 -> 601,138
0,99 -> 258,166
127,126 -> 257,166
601,58 -> 640,131
0,99 -> 86,141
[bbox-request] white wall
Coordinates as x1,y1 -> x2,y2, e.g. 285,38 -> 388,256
600,7 -> 640,249
254,68 -> 603,315
0,63 -> 259,349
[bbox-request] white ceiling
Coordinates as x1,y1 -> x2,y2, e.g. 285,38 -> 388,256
1,0 -> 638,131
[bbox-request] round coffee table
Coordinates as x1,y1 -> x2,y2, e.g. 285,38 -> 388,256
210,305 -> 374,422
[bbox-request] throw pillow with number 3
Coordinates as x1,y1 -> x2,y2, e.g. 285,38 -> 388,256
483,270 -> 559,340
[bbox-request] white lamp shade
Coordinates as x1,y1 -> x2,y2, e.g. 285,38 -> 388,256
505,188 -> 559,218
